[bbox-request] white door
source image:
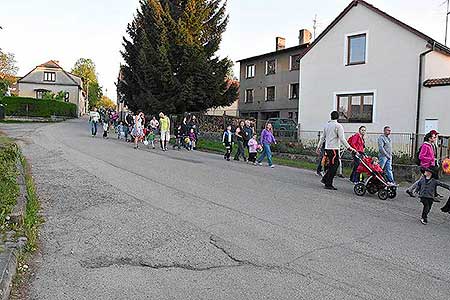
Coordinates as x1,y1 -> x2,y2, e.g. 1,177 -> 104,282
424,119 -> 439,133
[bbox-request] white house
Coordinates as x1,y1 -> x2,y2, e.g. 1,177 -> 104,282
18,60 -> 87,116
299,0 -> 450,136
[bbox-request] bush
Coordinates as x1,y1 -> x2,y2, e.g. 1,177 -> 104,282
0,96 -> 77,118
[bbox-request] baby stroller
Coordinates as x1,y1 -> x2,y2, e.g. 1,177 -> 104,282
353,154 -> 397,200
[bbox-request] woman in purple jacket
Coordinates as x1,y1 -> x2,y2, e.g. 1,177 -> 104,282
257,123 -> 277,168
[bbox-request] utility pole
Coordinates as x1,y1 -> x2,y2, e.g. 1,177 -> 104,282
313,14 -> 318,40
446,0 -> 450,46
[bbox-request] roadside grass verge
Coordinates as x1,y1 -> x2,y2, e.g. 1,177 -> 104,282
196,139 -> 352,176
0,133 -> 42,297
0,135 -> 20,227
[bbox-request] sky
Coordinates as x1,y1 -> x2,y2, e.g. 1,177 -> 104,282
0,0 -> 449,101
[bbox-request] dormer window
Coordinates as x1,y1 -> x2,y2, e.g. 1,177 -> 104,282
44,72 -> 56,82
347,33 -> 366,65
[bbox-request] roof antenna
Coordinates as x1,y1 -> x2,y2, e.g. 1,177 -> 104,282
445,0 -> 450,45
313,14 -> 318,40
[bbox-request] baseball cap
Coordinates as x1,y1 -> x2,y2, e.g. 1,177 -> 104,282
430,129 -> 439,135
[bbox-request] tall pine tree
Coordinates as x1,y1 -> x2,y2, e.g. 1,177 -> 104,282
119,0 -> 238,115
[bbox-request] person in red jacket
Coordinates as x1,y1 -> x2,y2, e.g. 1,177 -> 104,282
348,126 -> 366,183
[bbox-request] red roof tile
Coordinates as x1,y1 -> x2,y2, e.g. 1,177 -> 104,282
423,77 -> 450,87
38,60 -> 62,69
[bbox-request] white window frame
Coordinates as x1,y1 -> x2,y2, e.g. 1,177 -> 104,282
265,86 -> 276,101
265,59 -> 277,75
244,89 -> 254,103
245,64 -> 255,79
289,83 -> 299,100
44,71 -> 56,82
333,89 -> 377,123
343,30 -> 369,66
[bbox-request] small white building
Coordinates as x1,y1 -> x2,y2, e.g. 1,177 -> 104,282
18,60 -> 87,116
299,0 -> 450,136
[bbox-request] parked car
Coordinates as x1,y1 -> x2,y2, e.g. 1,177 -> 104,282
265,118 -> 298,139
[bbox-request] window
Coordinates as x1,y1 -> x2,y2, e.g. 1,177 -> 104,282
265,59 -> 276,75
289,83 -> 299,99
347,34 -> 366,65
245,64 -> 255,78
245,89 -> 254,103
265,86 -> 276,101
337,93 -> 373,123
44,72 -> 56,82
35,89 -> 49,99
290,54 -> 301,70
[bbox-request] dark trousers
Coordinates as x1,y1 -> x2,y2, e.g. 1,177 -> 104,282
224,144 -> 232,160
441,197 -> 450,212
248,152 -> 257,163
350,153 -> 361,182
173,137 -> 182,149
317,148 -> 325,173
421,197 -> 434,220
323,149 -> 339,187
234,140 -> 246,161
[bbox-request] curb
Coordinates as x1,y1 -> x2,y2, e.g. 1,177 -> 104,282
0,156 -> 28,299
0,249 -> 17,300
10,159 -> 27,225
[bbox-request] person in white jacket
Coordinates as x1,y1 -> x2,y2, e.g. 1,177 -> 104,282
316,111 -> 356,190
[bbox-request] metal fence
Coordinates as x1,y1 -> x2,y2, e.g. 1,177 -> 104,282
167,113 -> 450,160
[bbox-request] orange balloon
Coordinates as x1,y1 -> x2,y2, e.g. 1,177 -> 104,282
442,158 -> 450,175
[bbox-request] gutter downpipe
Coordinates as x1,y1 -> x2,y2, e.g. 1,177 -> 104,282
415,42 -> 435,154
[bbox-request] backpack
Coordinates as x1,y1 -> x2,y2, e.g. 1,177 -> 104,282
415,145 -> 423,166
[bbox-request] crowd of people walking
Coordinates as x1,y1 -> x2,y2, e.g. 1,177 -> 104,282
88,107 -> 450,225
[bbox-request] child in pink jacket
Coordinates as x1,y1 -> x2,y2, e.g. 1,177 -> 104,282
247,134 -> 259,164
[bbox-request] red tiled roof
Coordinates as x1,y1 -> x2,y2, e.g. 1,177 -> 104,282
423,77 -> 450,87
38,60 -> 62,69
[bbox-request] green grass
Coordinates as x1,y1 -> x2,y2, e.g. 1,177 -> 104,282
0,136 -> 20,226
20,156 -> 43,253
196,139 -> 352,175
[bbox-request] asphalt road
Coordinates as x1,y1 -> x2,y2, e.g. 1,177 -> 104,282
2,119 -> 450,300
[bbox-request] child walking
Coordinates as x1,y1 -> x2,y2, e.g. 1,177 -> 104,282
247,134 -> 259,164
415,168 -> 450,224
146,129 -> 156,149
102,121 -> 109,138
222,125 -> 233,161
117,122 -> 126,140
188,128 -> 197,151
173,125 -> 182,150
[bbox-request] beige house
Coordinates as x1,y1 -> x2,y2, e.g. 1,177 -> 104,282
18,60 -> 87,116
299,0 -> 450,136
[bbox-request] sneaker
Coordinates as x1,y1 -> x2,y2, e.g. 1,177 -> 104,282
420,218 -> 427,225
337,174 -> 345,178
406,190 -> 415,198
257,162 -> 262,166
270,165 -> 275,168
226,158 -> 230,161
316,171 -> 322,177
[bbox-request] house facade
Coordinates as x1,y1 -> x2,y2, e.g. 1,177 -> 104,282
18,60 -> 87,116
238,30 -> 311,123
299,0 -> 450,136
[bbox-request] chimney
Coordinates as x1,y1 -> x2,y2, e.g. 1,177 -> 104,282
276,37 -> 286,51
298,29 -> 312,45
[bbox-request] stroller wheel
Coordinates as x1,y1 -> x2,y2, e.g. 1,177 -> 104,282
387,187 -> 397,199
354,183 -> 366,196
378,189 -> 389,200
367,184 -> 378,195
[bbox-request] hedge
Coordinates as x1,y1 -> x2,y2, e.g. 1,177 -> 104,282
0,96 -> 77,118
